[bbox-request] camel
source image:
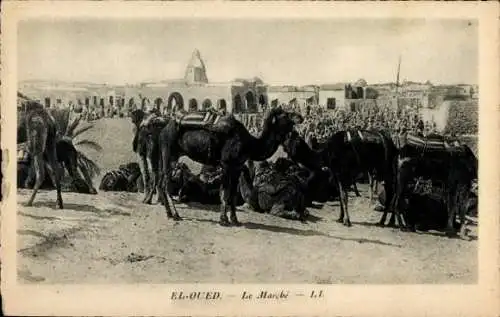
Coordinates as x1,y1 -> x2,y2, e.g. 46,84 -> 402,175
99,162 -> 143,193
380,134 -> 477,238
18,137 -> 97,194
343,129 -> 398,208
282,129 -> 354,226
238,159 -> 307,220
169,162 -> 244,206
130,109 -> 169,204
19,101 -> 64,208
157,107 -> 304,226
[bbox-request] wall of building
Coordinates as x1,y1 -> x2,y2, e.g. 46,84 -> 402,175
318,89 -> 345,109
267,91 -> 317,107
129,83 -> 233,112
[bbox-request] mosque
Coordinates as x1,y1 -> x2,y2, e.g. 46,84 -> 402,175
18,49 -> 269,114
18,49 -> 382,114
128,49 -> 269,113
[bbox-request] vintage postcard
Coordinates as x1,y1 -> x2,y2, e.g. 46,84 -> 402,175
1,1 -> 499,316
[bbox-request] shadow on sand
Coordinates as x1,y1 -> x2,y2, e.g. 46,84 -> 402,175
242,221 -> 402,248
18,211 -> 62,221
22,201 -> 131,217
176,215 -> 400,248
178,202 -> 325,224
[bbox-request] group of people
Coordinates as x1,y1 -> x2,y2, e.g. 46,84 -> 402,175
235,103 -> 442,142
68,99 -> 447,143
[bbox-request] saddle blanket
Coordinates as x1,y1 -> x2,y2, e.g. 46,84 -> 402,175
406,134 -> 456,151
175,111 -> 221,127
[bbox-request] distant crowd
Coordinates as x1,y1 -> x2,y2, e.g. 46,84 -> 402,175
67,101 -> 469,142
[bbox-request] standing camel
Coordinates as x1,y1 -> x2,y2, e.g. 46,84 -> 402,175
158,107 -> 304,226
282,129 -> 353,226
131,109 -> 169,204
21,101 -> 64,208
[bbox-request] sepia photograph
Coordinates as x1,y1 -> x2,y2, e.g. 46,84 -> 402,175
1,1 -> 499,316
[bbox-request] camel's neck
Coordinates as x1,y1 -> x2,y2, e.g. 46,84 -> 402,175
296,141 -> 324,171
248,124 -> 282,161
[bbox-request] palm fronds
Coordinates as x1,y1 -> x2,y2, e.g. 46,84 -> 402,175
72,124 -> 96,140
50,107 -> 102,183
50,108 -> 71,136
74,139 -> 103,152
65,115 -> 82,137
76,151 -> 101,179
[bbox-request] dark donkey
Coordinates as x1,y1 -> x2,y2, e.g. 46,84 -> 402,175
379,134 -> 477,238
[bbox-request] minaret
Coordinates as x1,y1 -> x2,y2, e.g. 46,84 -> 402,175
184,49 -> 208,84
395,55 -> 401,94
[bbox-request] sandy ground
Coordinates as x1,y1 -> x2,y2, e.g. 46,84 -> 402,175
16,118 -> 478,284
17,185 -> 477,284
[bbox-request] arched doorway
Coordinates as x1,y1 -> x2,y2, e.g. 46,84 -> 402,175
217,99 -> 227,113
245,91 -> 257,112
154,97 -> 163,111
167,92 -> 184,112
233,95 -> 243,113
188,99 -> 198,112
202,99 -> 212,110
44,97 -> 51,108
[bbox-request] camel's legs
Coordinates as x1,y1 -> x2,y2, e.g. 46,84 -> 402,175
137,154 -> 150,203
144,157 -> 156,204
341,186 -> 351,226
46,145 -> 63,209
335,176 -> 351,226
352,182 -> 361,197
219,165 -> 241,226
219,182 -> 231,226
27,154 -> 45,206
445,187 -> 457,238
457,186 -> 469,239
228,168 -> 241,226
158,156 -> 181,220
24,163 -> 35,188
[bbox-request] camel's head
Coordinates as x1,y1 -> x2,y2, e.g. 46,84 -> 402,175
282,129 -> 304,158
267,108 -> 304,139
130,109 -> 146,128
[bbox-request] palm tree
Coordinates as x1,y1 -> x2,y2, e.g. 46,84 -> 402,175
51,108 -> 102,191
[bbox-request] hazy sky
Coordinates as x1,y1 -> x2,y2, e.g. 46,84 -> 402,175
18,19 -> 478,85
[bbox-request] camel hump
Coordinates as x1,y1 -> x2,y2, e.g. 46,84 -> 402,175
176,110 -> 233,133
